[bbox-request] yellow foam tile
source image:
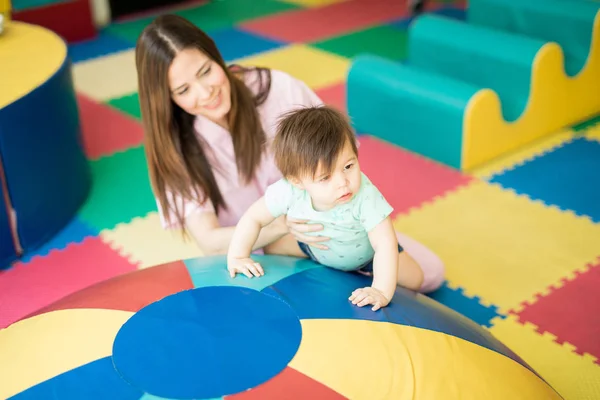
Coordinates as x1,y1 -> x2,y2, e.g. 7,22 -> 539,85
233,44 -> 350,90
393,180 -> 600,313
0,309 -> 133,399
72,49 -> 138,101
584,124 -> 600,142
100,212 -> 203,269
489,315 -> 600,400
278,0 -> 348,7
468,129 -> 576,179
290,319 -> 560,399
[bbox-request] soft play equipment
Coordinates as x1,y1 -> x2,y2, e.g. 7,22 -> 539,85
10,0 -> 96,42
0,21 -> 91,268
347,0 -> 600,171
0,255 -> 563,399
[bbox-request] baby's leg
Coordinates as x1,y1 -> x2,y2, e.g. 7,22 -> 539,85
396,251 -> 425,292
263,233 -> 308,258
395,231 -> 445,293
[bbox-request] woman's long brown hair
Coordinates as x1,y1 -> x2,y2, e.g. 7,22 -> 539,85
135,14 -> 271,229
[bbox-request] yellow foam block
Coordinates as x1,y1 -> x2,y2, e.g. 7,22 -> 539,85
463,12 -> 600,170
469,129 -> 575,180
0,309 -> 134,399
72,49 -> 138,101
289,319 -> 561,399
100,212 -> 203,269
278,0 -> 348,7
393,181 -> 600,312
489,315 -> 600,400
0,21 -> 66,109
234,44 -> 350,90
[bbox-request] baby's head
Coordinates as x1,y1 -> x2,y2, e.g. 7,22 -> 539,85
272,105 -> 361,210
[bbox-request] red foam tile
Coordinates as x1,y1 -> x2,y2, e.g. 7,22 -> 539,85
0,237 -> 137,329
357,136 -> 472,216
317,82 -> 347,115
77,94 -> 144,159
12,0 -> 96,43
514,259 -> 600,364
26,260 -> 193,319
227,367 -> 346,399
240,0 -> 408,43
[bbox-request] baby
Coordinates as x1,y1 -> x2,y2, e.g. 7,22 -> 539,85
227,106 -> 424,311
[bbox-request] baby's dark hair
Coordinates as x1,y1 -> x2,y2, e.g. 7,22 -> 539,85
272,105 -> 358,180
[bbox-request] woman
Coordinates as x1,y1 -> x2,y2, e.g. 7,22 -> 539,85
135,14 -> 445,293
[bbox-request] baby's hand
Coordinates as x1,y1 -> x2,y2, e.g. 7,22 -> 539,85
349,286 -> 390,311
227,257 -> 264,279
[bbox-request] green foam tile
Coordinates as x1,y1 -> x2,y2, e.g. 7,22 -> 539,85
107,93 -> 141,120
572,113 -> 600,133
78,146 -> 157,231
311,26 -> 409,61
104,0 -> 299,44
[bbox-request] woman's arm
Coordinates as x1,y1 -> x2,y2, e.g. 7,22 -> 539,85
185,209 -> 288,255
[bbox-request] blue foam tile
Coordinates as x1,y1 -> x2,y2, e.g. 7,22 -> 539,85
490,137 -> 600,223
18,217 -> 97,264
8,357 -> 143,400
68,31 -> 135,64
261,267 -> 535,375
112,286 -> 302,399
389,7 -> 467,30
210,28 -> 287,62
426,282 -> 504,328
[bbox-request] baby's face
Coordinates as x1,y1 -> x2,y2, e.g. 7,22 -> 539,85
295,140 -> 362,212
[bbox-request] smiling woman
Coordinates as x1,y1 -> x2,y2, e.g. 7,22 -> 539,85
135,14 -> 446,294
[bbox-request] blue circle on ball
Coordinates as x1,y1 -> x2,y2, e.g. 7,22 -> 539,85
111,286 -> 302,399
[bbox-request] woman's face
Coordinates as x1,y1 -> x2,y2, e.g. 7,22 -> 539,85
168,47 -> 231,127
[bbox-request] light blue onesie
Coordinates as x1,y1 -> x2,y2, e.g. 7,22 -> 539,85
264,172 -> 394,271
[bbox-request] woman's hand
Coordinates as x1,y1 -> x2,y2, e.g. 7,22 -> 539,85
285,217 -> 329,250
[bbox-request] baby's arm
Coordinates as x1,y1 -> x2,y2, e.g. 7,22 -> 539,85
227,197 -> 277,278
367,217 -> 400,301
348,217 -> 398,311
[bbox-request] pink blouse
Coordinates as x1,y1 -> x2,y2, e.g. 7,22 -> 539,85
158,69 -> 324,229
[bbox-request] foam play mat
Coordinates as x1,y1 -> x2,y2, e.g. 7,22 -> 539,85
0,1 -> 599,399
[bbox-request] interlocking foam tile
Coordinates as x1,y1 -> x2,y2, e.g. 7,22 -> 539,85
228,367 -> 345,399
512,258 -> 600,365
103,15 -> 157,45
106,92 -> 141,120
393,180 -> 600,313
427,282 -> 503,328
72,49 -> 137,101
489,314 -> 600,400
17,217 -> 97,264
315,82 -> 346,114
278,0 -> 348,8
586,124 -> 600,142
77,146 -> 157,231
0,237 -> 138,329
240,0 -> 407,43
68,31 -> 134,64
77,94 -> 144,159
172,0 -> 299,36
357,136 -> 472,217
573,113 -> 600,133
234,44 -> 349,90
468,129 -> 575,180
210,27 -> 286,63
100,212 -> 203,269
310,24 -> 408,61
490,137 -> 600,223
389,5 -> 466,30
